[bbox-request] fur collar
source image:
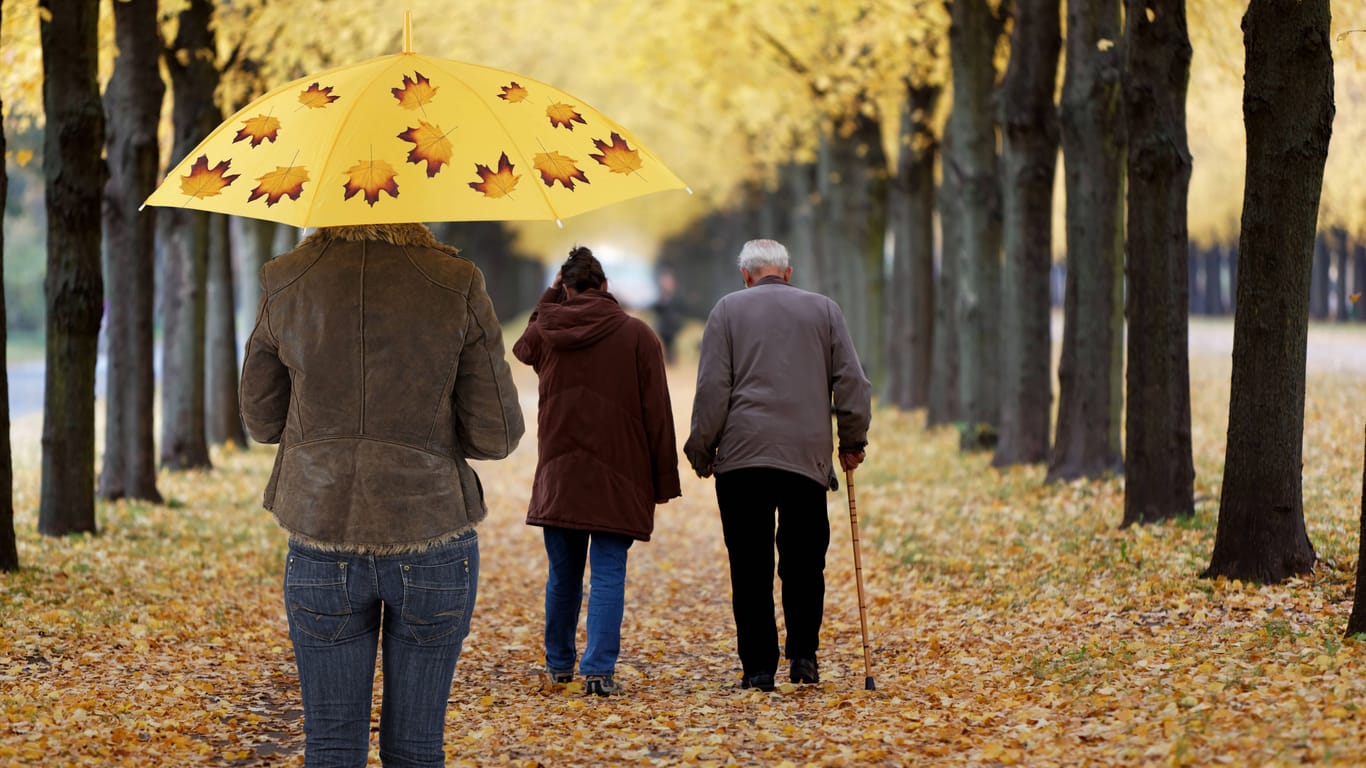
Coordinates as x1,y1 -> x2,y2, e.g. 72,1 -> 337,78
301,223 -> 458,252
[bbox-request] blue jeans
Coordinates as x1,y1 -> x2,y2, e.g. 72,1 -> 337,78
284,531 -> 479,768
541,526 -> 633,677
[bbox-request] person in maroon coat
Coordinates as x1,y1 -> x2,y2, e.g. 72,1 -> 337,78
513,246 -> 682,696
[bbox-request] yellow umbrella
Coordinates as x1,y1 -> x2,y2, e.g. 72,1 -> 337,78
143,18 -> 688,227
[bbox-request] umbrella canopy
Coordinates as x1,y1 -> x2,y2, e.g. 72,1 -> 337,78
143,30 -> 688,227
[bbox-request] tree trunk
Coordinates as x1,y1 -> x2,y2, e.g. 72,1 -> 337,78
1048,0 -> 1126,482
928,118 -> 962,429
1203,0 -> 1332,584
994,0 -> 1059,467
0,35 -> 17,570
1121,0 -> 1195,526
99,0 -> 163,503
236,218 -> 278,338
783,161 -> 821,296
37,0 -> 106,536
1347,423 -> 1366,635
818,115 -> 888,381
1333,228 -> 1349,321
949,0 -> 1005,451
205,213 -> 246,447
1355,239 -> 1365,323
886,83 -> 939,411
159,0 -> 219,470
1310,231 -> 1330,319
1204,244 -> 1224,315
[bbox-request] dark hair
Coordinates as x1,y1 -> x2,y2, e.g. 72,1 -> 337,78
559,246 -> 606,292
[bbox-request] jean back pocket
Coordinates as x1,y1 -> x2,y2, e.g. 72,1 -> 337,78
285,554 -> 353,643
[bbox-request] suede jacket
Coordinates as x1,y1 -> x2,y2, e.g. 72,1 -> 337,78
513,287 -> 681,541
685,275 -> 871,489
240,224 -> 525,553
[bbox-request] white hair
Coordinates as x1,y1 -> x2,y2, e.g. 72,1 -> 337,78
737,239 -> 789,271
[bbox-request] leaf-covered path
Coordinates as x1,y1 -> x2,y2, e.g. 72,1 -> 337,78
3,328 -> 1366,766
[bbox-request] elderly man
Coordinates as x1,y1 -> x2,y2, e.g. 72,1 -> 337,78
685,238 -> 872,692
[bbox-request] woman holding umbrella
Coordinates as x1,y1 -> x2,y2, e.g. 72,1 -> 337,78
514,246 -> 681,696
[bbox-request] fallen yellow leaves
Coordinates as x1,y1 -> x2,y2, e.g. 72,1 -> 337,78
2,335 -> 1366,766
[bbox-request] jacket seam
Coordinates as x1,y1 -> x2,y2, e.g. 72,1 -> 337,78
281,434 -> 459,462
464,281 -> 512,458
358,242 -> 367,434
401,246 -> 474,297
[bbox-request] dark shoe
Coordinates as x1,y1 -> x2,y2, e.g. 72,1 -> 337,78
740,672 -> 775,691
547,668 -> 573,684
584,674 -> 619,697
789,657 -> 819,684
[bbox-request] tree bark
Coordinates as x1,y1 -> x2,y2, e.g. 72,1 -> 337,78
99,0 -> 163,503
159,0 -> 219,470
205,213 -> 246,447
1203,0 -> 1332,584
994,0 -> 1059,467
0,29 -> 17,569
1347,422 -> 1366,635
37,0 -> 106,536
1121,0 -> 1195,526
1355,239 -> 1366,323
928,118 -> 962,429
1048,0 -> 1125,482
949,0 -> 1005,451
886,83 -> 939,411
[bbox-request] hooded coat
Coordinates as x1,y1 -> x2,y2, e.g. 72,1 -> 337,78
513,287 -> 681,541
239,223 -> 525,553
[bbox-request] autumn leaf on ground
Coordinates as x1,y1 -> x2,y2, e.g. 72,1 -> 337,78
469,153 -> 520,198
179,155 -> 240,199
546,102 -> 587,130
398,122 -> 454,178
590,133 -> 643,175
499,82 -> 529,103
248,165 -> 309,206
393,71 -> 438,111
298,82 -> 338,109
342,159 -> 399,206
233,114 -> 282,148
533,151 -> 589,190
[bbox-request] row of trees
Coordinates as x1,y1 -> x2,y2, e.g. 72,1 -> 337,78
658,0 -> 1345,584
0,0 -> 1356,585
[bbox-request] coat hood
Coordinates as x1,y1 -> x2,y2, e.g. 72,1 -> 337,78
536,289 -> 630,350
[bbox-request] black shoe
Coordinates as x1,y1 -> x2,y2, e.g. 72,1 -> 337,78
740,672 -> 775,691
789,657 -> 819,684
584,674 -> 619,696
547,669 -> 573,684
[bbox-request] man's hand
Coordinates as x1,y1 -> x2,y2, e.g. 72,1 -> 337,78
839,450 -> 865,472
695,463 -> 713,479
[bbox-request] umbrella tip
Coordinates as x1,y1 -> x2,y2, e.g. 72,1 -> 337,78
403,10 -> 413,54
556,219 -> 564,229
686,187 -> 693,195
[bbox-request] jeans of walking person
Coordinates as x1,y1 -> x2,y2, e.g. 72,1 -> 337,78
542,526 -> 633,677
284,531 -> 479,768
716,468 -> 830,678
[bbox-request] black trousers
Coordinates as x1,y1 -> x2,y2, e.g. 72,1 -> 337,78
716,467 -> 830,677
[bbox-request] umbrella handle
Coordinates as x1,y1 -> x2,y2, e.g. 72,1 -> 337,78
845,468 -> 875,691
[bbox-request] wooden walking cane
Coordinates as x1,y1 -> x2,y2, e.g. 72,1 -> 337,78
845,468 -> 876,690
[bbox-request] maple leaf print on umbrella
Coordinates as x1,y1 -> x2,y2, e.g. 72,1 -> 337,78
398,122 -> 454,177
533,151 -> 589,190
590,133 -> 643,175
344,159 -> 400,206
249,165 -> 310,206
142,12 -> 687,226
469,153 -> 520,198
234,115 -> 282,148
179,156 -> 240,199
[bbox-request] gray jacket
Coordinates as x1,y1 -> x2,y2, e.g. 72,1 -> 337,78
684,275 -> 871,488
240,223 -> 525,553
